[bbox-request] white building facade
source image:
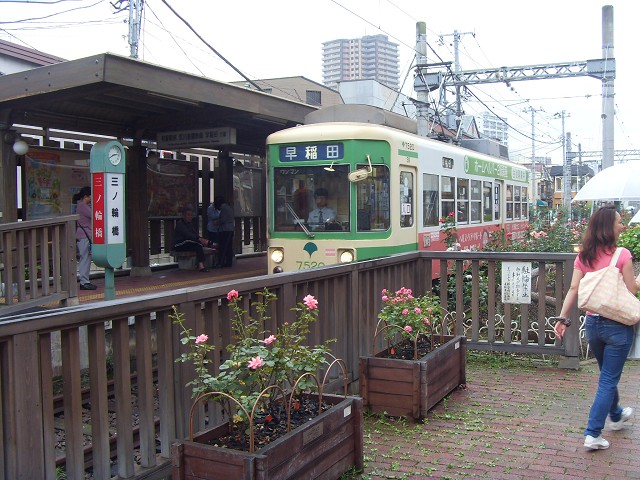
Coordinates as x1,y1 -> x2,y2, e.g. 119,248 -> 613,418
322,35 -> 399,90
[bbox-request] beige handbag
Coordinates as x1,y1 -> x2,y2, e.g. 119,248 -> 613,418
577,247 -> 640,325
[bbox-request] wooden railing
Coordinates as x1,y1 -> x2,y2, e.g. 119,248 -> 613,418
0,250 -> 578,479
0,216 -> 78,316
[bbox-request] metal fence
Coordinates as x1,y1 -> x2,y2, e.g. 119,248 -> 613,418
0,250 -> 577,479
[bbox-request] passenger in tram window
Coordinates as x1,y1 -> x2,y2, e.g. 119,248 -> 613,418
173,205 -> 214,272
307,188 -> 337,230
292,180 -> 312,221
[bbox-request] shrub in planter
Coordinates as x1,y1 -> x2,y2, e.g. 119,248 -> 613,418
171,288 -> 364,479
359,287 -> 466,421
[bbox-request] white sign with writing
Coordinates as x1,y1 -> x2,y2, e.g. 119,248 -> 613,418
501,262 -> 532,304
157,127 -> 237,149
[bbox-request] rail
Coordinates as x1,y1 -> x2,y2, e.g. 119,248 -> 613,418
0,216 -> 78,316
0,250 -> 578,479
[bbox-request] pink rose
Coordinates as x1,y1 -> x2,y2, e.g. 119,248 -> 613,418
414,307 -> 421,314
303,294 -> 318,310
195,334 -> 208,344
264,335 -> 276,345
248,356 -> 264,370
404,325 -> 412,333
402,309 -> 409,316
227,290 -> 239,301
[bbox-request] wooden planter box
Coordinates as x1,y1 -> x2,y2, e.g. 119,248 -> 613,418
359,335 -> 466,421
172,394 -> 363,480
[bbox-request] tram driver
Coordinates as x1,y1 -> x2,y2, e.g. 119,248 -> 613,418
307,188 -> 339,230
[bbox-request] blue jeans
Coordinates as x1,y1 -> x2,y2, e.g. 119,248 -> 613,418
584,314 -> 634,437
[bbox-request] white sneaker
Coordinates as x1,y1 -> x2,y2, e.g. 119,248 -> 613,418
610,407 -> 633,431
584,435 -> 609,450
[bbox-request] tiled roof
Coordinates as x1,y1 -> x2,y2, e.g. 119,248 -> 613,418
0,39 -> 66,66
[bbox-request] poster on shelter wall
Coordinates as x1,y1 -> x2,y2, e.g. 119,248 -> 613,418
233,163 -> 262,217
147,158 -> 198,217
501,262 -> 532,304
25,148 -> 91,219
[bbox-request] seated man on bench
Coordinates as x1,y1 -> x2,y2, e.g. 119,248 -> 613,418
173,206 -> 214,272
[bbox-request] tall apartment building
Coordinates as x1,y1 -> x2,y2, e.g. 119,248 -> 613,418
478,111 -> 509,146
322,34 -> 399,90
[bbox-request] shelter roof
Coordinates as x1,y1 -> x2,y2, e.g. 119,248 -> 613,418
0,53 -> 316,154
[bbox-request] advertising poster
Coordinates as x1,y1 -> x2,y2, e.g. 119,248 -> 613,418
25,148 -> 91,219
147,158 -> 198,217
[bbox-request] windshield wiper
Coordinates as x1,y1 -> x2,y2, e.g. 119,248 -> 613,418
286,202 -> 314,239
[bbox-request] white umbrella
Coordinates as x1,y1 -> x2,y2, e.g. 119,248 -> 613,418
572,162 -> 640,202
630,209 -> 640,224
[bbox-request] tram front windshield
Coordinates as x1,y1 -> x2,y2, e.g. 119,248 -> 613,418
273,165 -> 350,232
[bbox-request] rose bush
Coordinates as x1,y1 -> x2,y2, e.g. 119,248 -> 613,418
378,287 -> 444,359
172,288 -> 336,430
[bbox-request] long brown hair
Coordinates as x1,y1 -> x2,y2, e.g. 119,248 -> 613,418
579,206 -> 618,267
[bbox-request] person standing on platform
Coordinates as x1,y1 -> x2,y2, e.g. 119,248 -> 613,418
206,201 -> 221,246
74,186 -> 97,290
215,195 -> 235,268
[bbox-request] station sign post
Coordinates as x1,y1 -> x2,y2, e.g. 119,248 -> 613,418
90,141 -> 126,300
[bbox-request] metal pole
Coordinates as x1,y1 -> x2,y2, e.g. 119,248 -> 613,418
530,108 -> 536,206
601,5 -> 615,170
561,112 -> 571,211
414,22 -> 429,138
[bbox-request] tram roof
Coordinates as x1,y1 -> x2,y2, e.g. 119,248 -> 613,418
0,52 -> 316,155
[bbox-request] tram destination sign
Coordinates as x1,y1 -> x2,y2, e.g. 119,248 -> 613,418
464,155 -> 528,183
157,127 -> 236,149
279,143 -> 344,162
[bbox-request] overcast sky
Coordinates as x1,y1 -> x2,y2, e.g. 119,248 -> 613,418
2,0 -> 636,166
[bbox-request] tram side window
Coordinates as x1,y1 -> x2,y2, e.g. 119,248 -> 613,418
483,181 -> 493,222
457,178 -> 469,224
441,176 -> 455,221
514,186 -> 521,219
400,171 -> 414,228
423,173 -> 439,227
506,185 -> 513,220
470,180 -> 481,223
356,165 -> 390,231
522,187 -> 529,218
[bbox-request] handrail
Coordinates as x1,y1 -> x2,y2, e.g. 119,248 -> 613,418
0,249 -> 577,478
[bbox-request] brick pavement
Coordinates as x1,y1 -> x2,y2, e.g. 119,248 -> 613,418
360,357 -> 640,479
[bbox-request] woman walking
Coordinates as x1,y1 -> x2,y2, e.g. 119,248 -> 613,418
555,206 -> 638,450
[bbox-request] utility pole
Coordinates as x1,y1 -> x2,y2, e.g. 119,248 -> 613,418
577,143 -> 583,191
415,22 -> 430,138
128,0 -> 144,59
602,5 -> 615,169
554,111 -> 571,210
439,30 -> 474,136
524,106 -> 543,206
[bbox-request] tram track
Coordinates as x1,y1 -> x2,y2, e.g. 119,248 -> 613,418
52,369 -> 160,476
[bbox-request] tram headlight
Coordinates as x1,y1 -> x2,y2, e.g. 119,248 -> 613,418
270,248 -> 284,264
338,249 -> 355,263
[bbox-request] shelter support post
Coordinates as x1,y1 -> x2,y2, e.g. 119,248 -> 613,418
126,143 -> 152,277
0,118 -> 19,223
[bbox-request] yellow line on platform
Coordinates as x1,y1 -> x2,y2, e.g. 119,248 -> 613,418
79,268 -> 265,303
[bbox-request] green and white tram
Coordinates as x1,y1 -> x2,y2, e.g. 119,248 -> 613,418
266,122 -> 529,274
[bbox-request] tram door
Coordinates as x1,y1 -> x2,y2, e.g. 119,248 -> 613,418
494,181 -> 502,222
398,168 -> 417,246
